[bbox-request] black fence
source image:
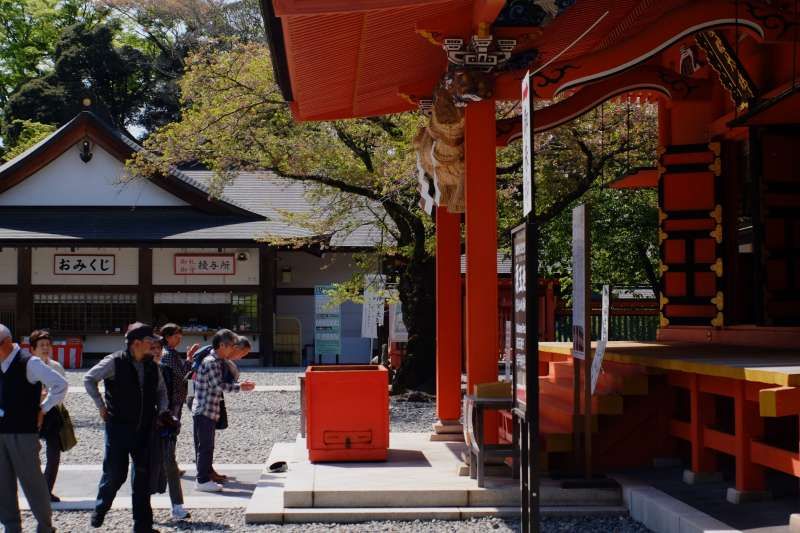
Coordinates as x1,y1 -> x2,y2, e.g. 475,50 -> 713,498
555,312 -> 659,342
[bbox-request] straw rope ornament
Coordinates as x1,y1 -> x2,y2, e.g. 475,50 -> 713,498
413,69 -> 492,213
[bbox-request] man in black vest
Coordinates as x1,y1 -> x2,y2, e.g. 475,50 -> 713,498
0,323 -> 67,533
84,323 -> 169,533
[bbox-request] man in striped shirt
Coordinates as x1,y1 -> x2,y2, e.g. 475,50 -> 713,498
191,330 -> 255,492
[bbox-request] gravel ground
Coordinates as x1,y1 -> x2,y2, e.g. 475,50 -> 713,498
238,368 -> 305,386
64,367 -> 305,388
54,370 -> 436,464
54,390 -> 300,464
43,370 -> 648,533
22,510 -> 650,532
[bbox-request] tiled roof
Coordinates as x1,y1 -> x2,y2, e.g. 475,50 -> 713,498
0,113 -> 388,248
181,170 -> 387,248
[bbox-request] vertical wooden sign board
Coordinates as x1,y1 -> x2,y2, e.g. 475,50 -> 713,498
571,204 -> 592,478
513,71 -> 540,533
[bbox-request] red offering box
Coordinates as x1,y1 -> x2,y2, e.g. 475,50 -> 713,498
305,364 -> 389,462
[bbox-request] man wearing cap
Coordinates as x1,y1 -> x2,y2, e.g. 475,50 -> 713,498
84,323 -> 170,532
0,324 -> 67,533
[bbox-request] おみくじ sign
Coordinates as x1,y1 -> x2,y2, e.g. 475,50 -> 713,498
54,254 -> 115,275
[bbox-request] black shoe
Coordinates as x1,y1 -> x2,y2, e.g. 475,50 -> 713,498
50,493 -> 61,502
90,510 -> 105,528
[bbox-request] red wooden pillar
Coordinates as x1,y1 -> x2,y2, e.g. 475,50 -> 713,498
689,374 -> 717,475
436,206 -> 462,423
464,99 -> 498,440
733,381 -> 766,494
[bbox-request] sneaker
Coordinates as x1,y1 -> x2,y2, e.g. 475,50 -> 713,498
90,510 -> 105,528
195,480 -> 223,492
171,505 -> 191,521
50,493 -> 61,503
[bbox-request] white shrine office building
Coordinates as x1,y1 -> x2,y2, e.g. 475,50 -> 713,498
0,110 -> 382,364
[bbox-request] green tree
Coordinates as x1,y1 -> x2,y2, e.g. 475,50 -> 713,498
1,119 -> 56,160
5,21 -> 157,141
130,40 -> 660,389
0,0 -> 100,107
130,42 -> 441,391
496,100 -> 660,297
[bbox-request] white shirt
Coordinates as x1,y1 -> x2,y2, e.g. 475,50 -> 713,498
0,345 -> 68,413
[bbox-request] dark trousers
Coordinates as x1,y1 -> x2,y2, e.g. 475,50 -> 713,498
162,435 -> 183,505
192,415 -> 216,484
42,432 -> 61,492
95,422 -> 153,532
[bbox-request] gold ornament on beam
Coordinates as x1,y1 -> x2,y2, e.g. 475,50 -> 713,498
711,291 -> 724,311
710,258 -> 723,277
710,224 -> 722,244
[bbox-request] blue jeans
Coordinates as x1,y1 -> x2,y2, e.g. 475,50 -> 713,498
95,422 -> 152,532
193,415 -> 216,484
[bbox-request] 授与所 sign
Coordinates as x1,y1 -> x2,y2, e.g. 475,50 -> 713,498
174,254 -> 236,275
54,254 -> 115,275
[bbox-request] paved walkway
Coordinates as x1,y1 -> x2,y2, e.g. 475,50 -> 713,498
67,385 -> 300,393
18,464 -> 264,510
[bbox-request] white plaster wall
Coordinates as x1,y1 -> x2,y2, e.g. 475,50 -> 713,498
0,248 -> 18,284
152,248 -> 260,285
0,143 -> 188,207
276,251 -> 358,288
31,247 -> 138,285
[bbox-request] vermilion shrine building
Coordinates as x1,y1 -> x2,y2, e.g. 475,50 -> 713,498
262,0 -> 800,508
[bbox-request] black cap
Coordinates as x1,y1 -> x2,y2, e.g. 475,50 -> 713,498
125,322 -> 162,342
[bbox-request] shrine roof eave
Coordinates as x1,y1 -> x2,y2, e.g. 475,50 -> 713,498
260,0 -> 293,102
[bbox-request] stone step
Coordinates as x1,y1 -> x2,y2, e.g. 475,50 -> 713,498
430,433 -> 465,442
277,505 -> 629,523
433,421 -> 464,434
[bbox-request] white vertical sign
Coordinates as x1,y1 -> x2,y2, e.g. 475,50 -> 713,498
591,285 -> 610,394
572,204 -> 589,360
361,274 -> 385,339
388,302 -> 408,343
522,72 -> 533,216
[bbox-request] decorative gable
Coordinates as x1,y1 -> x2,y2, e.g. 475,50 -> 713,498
0,142 -> 189,207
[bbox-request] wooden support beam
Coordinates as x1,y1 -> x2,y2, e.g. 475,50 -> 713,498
435,206 -> 462,422
464,99 -> 498,442
759,386 -> 800,417
137,247 -> 153,324
704,427 -> 736,455
16,247 -> 31,337
689,374 -> 717,474
734,381 -> 766,492
669,419 -> 691,441
751,440 -> 800,477
259,246 -> 277,366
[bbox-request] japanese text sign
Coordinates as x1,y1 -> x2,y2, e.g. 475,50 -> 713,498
54,254 -> 115,275
174,254 -> 236,275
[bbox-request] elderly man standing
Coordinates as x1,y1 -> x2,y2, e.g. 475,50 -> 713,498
0,324 -> 67,533
84,323 -> 170,533
192,329 -> 255,492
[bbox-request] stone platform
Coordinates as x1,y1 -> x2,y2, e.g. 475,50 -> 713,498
245,433 -> 624,524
